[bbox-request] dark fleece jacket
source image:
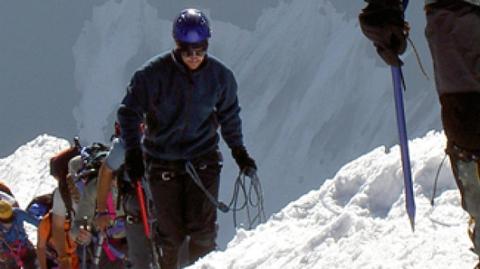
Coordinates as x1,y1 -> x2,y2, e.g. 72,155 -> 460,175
117,50 -> 243,160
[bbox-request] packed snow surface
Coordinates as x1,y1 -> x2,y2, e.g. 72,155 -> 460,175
188,131 -> 476,268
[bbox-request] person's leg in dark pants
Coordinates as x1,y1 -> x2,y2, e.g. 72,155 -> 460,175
184,164 -> 221,265
426,2 -> 480,264
147,162 -> 187,269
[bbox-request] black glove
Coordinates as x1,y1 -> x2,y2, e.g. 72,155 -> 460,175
231,146 -> 257,177
359,0 -> 408,67
124,148 -> 144,182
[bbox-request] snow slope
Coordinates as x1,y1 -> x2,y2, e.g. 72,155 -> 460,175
189,131 -> 477,269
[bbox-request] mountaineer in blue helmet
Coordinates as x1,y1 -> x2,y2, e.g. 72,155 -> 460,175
117,8 -> 257,269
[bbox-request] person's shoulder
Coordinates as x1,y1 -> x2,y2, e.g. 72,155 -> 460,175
207,54 -> 231,71
130,51 -> 175,84
110,137 -> 123,148
105,137 -> 126,171
52,188 -> 65,209
52,187 -> 61,198
12,207 -> 28,219
206,54 -> 235,79
140,51 -> 174,73
12,207 -> 23,214
116,137 -> 127,146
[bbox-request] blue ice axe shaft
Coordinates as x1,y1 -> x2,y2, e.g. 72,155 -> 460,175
391,67 -> 415,231
394,0 -> 415,232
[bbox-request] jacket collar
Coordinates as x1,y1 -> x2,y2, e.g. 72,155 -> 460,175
170,49 -> 209,76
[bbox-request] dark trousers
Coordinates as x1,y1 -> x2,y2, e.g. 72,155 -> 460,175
426,1 -> 480,152
426,1 -> 480,259
146,153 -> 221,269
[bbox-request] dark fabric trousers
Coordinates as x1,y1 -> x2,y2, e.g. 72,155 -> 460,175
426,1 -> 480,151
146,152 -> 221,269
426,0 -> 480,261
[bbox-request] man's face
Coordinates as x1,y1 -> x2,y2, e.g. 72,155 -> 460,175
180,47 -> 206,71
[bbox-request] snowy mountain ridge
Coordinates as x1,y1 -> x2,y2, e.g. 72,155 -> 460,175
0,135 -> 69,209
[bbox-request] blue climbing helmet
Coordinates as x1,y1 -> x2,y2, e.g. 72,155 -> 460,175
26,192 -> 54,220
27,202 -> 49,220
172,9 -> 211,43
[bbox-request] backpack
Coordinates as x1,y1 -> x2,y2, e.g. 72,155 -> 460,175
37,213 -> 80,269
27,193 -> 79,268
49,140 -> 110,219
76,142 -> 110,182
72,141 -> 110,200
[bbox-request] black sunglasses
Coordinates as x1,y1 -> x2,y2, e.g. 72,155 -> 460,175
180,48 -> 207,58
